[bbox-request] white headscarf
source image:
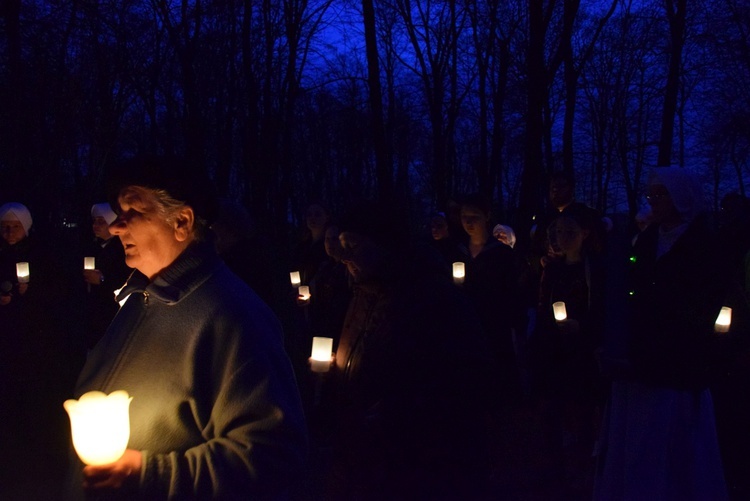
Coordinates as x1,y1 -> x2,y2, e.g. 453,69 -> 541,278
648,166 -> 705,223
0,202 -> 33,235
91,203 -> 118,225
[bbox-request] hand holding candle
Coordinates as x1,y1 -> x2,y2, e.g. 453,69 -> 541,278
84,257 -> 96,270
298,285 -> 311,301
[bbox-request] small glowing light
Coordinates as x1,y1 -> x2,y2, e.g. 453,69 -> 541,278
289,271 -> 301,288
452,262 -> 465,285
628,291 -> 635,296
715,306 -> 732,333
310,337 -> 333,373
552,301 -> 567,321
629,256 -> 637,263
63,390 -> 132,466
16,262 -> 30,283
298,285 -> 311,301
84,257 -> 96,270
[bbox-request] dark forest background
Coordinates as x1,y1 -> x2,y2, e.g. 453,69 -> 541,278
0,0 -> 749,239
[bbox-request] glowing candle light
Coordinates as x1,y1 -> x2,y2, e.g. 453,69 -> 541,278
84,257 -> 96,270
714,306 -> 732,333
289,271 -> 301,288
298,285 -> 311,301
452,262 -> 465,285
16,262 -> 30,283
310,336 -> 333,373
63,390 -> 132,466
553,301 -> 567,322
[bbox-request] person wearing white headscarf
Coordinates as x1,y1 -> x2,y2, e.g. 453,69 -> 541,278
0,201 -> 81,499
0,202 -> 33,245
81,203 -> 130,348
594,167 -> 730,500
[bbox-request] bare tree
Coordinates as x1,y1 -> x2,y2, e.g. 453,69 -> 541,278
657,0 -> 687,166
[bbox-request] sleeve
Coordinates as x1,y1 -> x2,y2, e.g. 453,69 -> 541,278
139,305 -> 308,500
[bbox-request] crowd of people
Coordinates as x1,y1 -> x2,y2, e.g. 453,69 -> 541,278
1,159 -> 750,500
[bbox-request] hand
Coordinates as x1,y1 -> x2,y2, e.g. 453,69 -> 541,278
83,269 -> 104,286
16,283 -> 28,295
308,354 -> 335,371
556,318 -> 580,334
82,449 -> 142,495
296,296 -> 311,307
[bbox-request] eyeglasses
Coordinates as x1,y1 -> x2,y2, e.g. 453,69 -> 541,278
646,193 -> 670,202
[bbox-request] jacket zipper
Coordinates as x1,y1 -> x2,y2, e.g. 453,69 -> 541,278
143,291 -> 150,306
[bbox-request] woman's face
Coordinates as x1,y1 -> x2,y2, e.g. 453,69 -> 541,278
92,216 -> 113,240
339,231 -> 382,283
1,216 -> 26,245
647,184 -> 680,224
324,225 -> 342,260
306,204 -> 329,232
430,217 -> 449,240
552,217 -> 587,255
460,206 -> 488,238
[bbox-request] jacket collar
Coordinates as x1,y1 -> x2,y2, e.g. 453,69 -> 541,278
116,241 -> 219,305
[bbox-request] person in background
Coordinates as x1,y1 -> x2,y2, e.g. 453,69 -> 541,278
64,155 -> 307,500
211,198 -> 276,306
325,199 -> 495,500
594,167 -> 730,500
308,223 -> 350,349
711,192 -> 750,500
631,206 -> 653,247
0,202 -> 76,499
530,172 -> 608,277
528,213 -> 606,496
428,211 -> 463,270
81,203 -> 131,348
292,202 -> 330,286
430,211 -> 450,241
458,193 -> 525,403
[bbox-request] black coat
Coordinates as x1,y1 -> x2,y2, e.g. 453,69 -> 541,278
627,215 -> 731,390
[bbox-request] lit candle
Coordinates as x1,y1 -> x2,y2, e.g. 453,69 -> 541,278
310,336 -> 333,373
63,390 -> 132,466
714,306 -> 732,333
552,301 -> 567,322
16,262 -> 30,283
452,262 -> 465,285
298,285 -> 311,301
84,257 -> 96,270
289,271 -> 301,288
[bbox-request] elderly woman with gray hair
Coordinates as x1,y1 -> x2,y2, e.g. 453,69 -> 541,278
594,167 -> 731,500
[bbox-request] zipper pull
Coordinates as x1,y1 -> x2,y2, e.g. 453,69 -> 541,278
143,291 -> 150,306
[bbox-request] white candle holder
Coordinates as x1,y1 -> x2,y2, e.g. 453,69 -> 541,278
84,257 -> 96,270
310,336 -> 333,373
452,262 -> 465,285
63,390 -> 132,466
714,306 -> 732,333
289,271 -> 301,288
16,262 -> 30,283
298,285 -> 311,301
552,301 -> 567,322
